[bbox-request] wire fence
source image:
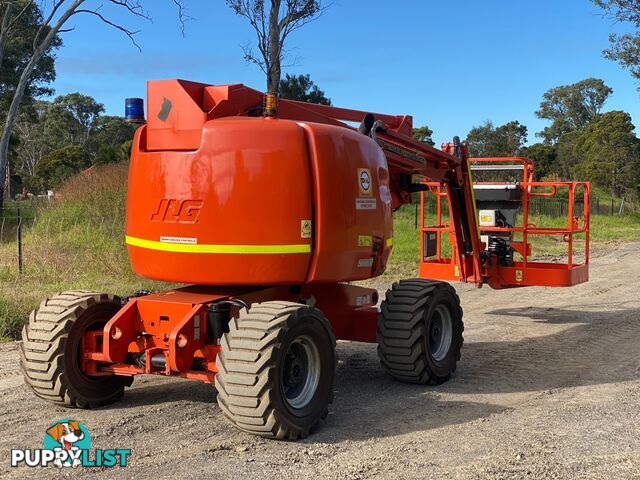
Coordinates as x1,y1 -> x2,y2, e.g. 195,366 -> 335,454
411,195 -> 635,229
0,214 -> 125,274
0,195 -> 636,274
528,197 -> 634,217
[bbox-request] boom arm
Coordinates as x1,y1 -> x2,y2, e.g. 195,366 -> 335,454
277,95 -> 484,286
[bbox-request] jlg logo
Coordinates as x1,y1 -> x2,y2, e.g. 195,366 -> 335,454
151,199 -> 203,224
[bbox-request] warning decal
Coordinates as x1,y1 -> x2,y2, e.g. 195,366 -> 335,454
160,236 -> 197,244
301,220 -> 312,239
358,235 -> 373,247
358,168 -> 372,196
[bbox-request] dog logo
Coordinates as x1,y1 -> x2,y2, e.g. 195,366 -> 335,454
11,419 -> 131,469
44,419 -> 90,468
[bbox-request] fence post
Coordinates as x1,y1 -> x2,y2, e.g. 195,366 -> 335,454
596,198 -> 599,215
611,199 -> 614,216
17,208 -> 23,274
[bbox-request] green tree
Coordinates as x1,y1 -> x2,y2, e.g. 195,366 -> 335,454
536,78 -> 613,143
92,139 -> 134,166
117,139 -> 134,162
412,125 -> 435,146
88,115 -> 137,165
555,130 -> 582,179
13,97 -> 135,184
0,1 -> 59,113
592,1 -> 640,86
89,115 -> 137,149
36,144 -> 89,188
572,110 -> 640,196
93,144 -> 118,166
279,73 -> 331,105
466,120 -> 528,157
520,143 -> 558,179
45,93 -> 104,147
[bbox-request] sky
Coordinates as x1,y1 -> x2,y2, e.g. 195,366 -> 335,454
48,0 -> 640,146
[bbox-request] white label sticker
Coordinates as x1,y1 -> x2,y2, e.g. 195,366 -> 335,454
160,236 -> 198,244
357,258 -> 374,268
356,198 -> 377,210
356,295 -> 371,306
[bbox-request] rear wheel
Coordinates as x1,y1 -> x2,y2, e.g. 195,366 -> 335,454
216,301 -> 336,440
377,279 -> 464,384
20,291 -> 131,408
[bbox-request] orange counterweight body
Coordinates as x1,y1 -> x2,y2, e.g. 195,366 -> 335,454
126,116 -> 393,285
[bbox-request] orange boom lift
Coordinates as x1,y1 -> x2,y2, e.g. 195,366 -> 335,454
21,80 -> 589,439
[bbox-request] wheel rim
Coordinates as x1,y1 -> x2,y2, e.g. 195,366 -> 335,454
428,305 -> 453,363
281,335 -> 321,410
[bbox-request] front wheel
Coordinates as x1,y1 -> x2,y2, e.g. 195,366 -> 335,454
377,280 -> 464,385
216,301 -> 336,440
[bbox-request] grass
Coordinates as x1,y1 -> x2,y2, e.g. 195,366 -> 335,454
0,166 -> 639,341
583,213 -> 640,240
383,206 -> 421,278
0,163 -> 169,340
1,199 -> 39,219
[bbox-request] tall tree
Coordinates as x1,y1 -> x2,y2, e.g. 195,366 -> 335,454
13,94 -> 135,187
572,110 -> 640,197
35,143 -> 88,187
466,120 -> 528,158
0,0 -> 186,202
89,116 -> 136,166
412,125 -> 435,146
279,73 -> 331,104
0,2 -> 59,116
0,0 -> 37,70
0,1 -> 60,199
226,0 -> 326,93
89,115 -> 136,149
45,93 -> 104,147
13,99 -> 50,177
592,1 -> 640,86
536,78 -> 613,143
519,143 -> 558,179
555,130 -> 582,179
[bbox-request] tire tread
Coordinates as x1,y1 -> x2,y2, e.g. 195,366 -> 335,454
377,279 -> 464,385
216,301 -> 335,440
20,291 -> 125,408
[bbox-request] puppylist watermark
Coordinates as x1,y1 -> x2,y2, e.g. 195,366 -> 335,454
11,419 -> 131,469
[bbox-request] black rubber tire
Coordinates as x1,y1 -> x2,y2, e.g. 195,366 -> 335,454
216,301 -> 336,440
20,290 -> 131,408
377,279 -> 464,385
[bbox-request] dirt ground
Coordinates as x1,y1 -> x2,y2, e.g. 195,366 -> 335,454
1,242 -> 639,479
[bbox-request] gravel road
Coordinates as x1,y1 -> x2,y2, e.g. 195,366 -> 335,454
1,242 -> 639,479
